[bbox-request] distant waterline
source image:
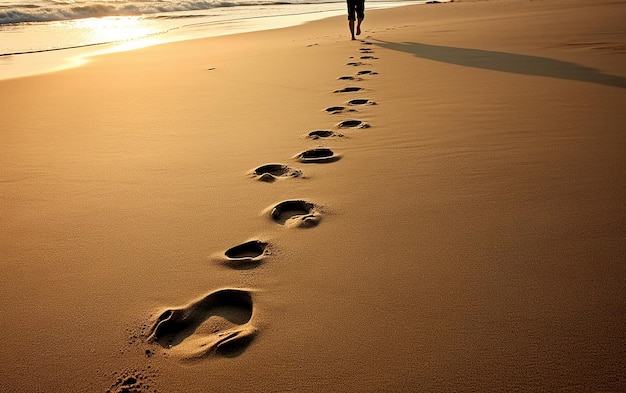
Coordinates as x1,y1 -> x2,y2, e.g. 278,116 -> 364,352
0,0 -> 438,55
0,0 -> 345,25
0,0 -> 442,79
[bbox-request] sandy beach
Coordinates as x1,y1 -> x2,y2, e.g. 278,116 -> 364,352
1,0 -> 625,391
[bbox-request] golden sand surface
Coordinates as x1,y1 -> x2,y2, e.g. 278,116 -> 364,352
1,0 -> 625,391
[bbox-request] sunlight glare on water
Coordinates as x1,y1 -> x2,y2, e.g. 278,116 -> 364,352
0,1 -> 431,79
71,16 -> 160,46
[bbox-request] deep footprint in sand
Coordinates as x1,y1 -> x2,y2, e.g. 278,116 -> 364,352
325,106 -> 357,114
307,130 -> 343,139
348,98 -> 377,106
222,240 -> 269,269
346,62 -> 365,66
253,163 -> 302,182
338,119 -> 370,129
295,147 -> 340,163
360,55 -> 378,60
325,106 -> 346,113
357,70 -> 378,76
270,200 -> 321,228
148,289 -> 256,361
334,86 -> 363,93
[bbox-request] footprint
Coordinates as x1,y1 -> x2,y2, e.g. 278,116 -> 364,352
348,98 -> 377,106
148,289 -> 256,361
356,70 -> 378,75
338,119 -> 370,129
360,55 -> 378,60
334,87 -> 363,93
325,106 -> 357,114
222,240 -> 269,269
295,147 -> 340,163
307,130 -> 343,139
338,76 -> 359,81
325,106 -> 346,113
346,62 -> 365,66
270,200 -> 321,228
253,163 -> 302,182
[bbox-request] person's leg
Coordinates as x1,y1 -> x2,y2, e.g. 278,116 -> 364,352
349,19 -> 356,40
347,0 -> 357,40
355,0 -> 364,36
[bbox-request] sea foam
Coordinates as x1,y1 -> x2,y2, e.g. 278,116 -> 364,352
0,0 -> 317,25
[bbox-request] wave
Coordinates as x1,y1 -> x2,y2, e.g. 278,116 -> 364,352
0,0 -> 331,25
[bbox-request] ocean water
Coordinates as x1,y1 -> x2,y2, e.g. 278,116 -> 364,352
0,0 -> 435,55
0,0 -> 431,78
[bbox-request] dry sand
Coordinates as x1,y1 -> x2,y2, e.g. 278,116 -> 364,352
1,0 -> 625,391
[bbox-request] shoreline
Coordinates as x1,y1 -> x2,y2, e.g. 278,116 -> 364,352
1,1 -> 625,392
0,0 -> 429,81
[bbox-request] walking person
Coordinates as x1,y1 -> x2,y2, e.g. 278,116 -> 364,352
347,0 -> 365,40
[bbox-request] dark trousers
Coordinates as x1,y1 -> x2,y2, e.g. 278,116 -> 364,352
347,0 -> 365,20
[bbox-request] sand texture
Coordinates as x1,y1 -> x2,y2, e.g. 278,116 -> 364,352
1,0 -> 625,391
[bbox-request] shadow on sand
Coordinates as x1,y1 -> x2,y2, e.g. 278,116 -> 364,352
375,40 -> 626,89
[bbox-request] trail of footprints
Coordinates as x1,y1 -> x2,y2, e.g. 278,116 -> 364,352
142,41 -> 380,366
